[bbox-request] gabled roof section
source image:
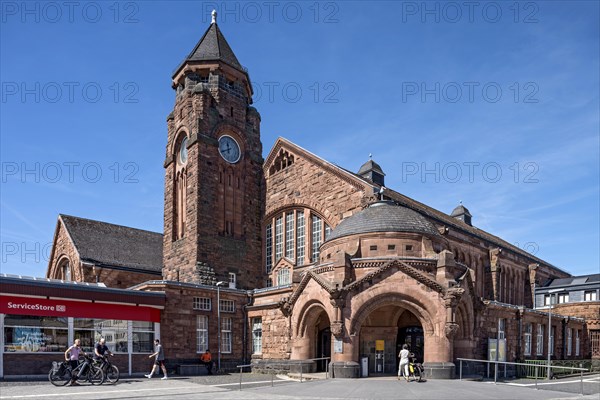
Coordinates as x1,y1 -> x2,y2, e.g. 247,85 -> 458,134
59,215 -> 163,273
173,22 -> 244,78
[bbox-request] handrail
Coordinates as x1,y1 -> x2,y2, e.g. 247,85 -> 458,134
235,357 -> 331,390
456,357 -> 589,395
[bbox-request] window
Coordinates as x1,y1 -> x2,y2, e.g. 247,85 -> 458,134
62,262 -> 71,281
219,299 -> 235,313
252,318 -> 262,354
296,211 -> 305,265
311,215 -> 322,262
265,224 -> 272,273
278,267 -> 290,286
567,328 -> 572,356
524,323 -> 532,356
536,324 -> 544,356
544,295 -> 551,306
193,297 -> 211,311
228,273 -> 236,289
388,245 -> 395,250
369,245 -> 377,251
498,319 -> 506,340
197,315 -> 208,353
575,330 -> 580,356
266,278 -> 273,288
584,291 -> 598,301
132,321 -> 155,353
558,293 -> 569,304
550,326 -> 555,356
3,315 -> 68,353
221,317 -> 232,354
405,245 -> 413,251
285,212 -> 294,259
591,330 -> 600,358
73,318 -> 97,352
275,216 -> 283,261
325,225 -> 332,240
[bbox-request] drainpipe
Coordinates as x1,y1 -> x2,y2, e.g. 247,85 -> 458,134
517,307 -> 524,362
243,290 -> 254,364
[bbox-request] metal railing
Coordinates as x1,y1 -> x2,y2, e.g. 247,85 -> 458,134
456,358 -> 589,395
235,357 -> 331,391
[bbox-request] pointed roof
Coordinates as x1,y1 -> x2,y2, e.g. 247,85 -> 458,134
358,159 -> 385,176
173,20 -> 244,78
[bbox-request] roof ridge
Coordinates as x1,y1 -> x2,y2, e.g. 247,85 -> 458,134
59,214 -> 162,236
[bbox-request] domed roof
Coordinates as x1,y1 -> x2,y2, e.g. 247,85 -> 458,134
327,201 -> 439,241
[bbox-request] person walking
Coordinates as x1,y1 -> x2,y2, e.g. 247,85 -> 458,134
65,338 -> 86,386
145,339 -> 167,380
398,344 -> 410,382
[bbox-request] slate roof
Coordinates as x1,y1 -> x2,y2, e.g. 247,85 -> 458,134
173,22 -> 244,78
358,159 -> 385,176
328,201 -> 440,241
451,204 -> 472,217
60,215 -> 163,273
546,274 -> 600,287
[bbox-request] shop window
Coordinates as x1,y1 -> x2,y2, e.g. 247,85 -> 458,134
584,291 -> 597,301
3,315 -> 68,353
197,315 -> 208,353
219,299 -> 235,313
193,297 -> 211,311
524,323 -> 532,356
221,317 -> 232,354
132,321 -> 155,353
252,317 -> 262,354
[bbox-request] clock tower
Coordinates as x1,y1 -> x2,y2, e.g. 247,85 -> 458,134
162,11 -> 264,289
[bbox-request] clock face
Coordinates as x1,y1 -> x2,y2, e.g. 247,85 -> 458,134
178,136 -> 188,165
218,135 -> 241,163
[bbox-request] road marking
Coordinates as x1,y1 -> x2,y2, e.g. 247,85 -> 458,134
0,384 -> 221,399
210,379 -> 289,387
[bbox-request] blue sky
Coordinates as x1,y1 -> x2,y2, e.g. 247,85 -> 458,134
1,1 -> 598,278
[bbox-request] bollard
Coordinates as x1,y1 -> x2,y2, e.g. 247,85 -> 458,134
459,360 -> 463,380
300,364 -> 303,383
580,368 -> 583,395
239,367 -> 242,391
534,364 -> 538,390
494,362 -> 497,384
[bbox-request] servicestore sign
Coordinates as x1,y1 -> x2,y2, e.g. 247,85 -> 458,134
1,296 -> 160,322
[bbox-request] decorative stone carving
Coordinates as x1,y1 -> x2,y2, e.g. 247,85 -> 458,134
331,321 -> 343,338
443,287 -> 464,309
445,322 -> 460,338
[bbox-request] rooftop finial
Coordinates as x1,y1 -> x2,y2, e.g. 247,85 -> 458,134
459,200 -> 463,205
369,153 -> 372,159
211,9 -> 217,24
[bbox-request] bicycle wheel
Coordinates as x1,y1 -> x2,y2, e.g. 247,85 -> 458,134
48,365 -> 71,386
88,365 -> 104,385
104,365 -> 119,384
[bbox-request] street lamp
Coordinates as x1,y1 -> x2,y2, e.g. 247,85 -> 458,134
216,281 -> 226,372
546,288 -> 564,379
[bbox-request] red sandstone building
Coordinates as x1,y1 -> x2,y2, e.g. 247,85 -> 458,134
1,14 -> 598,378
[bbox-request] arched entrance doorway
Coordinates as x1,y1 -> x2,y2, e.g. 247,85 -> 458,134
359,305 -> 424,375
314,312 -> 331,372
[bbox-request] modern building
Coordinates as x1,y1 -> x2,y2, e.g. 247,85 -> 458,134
1,13 -> 598,378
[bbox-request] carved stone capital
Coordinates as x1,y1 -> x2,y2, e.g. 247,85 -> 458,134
278,298 -> 292,317
445,322 -> 460,338
331,321 -> 344,338
442,287 -> 464,309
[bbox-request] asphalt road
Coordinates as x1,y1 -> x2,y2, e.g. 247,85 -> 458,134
0,373 -> 598,400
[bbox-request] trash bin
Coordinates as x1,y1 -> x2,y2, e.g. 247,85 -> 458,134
361,357 -> 369,377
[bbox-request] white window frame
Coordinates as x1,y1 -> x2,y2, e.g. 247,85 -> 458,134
584,291 -> 598,301
219,299 -> 235,313
278,267 -> 290,286
536,324 -> 544,356
252,317 -> 262,354
558,293 -> 569,304
524,323 -> 532,356
498,319 -> 506,340
265,224 -> 273,273
221,317 -> 232,354
275,216 -> 283,261
228,272 -> 236,289
575,330 -> 580,356
193,297 -> 211,311
567,328 -> 572,356
311,215 -> 322,262
296,211 -> 305,265
196,315 -> 208,353
285,212 -> 294,259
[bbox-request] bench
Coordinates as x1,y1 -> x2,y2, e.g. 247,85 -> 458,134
177,364 -> 212,376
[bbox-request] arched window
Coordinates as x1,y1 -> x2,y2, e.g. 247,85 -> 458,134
174,134 -> 188,240
62,261 -> 71,281
264,209 -> 331,272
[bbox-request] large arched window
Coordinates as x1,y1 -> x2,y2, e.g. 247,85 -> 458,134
173,134 -> 188,240
265,209 -> 331,272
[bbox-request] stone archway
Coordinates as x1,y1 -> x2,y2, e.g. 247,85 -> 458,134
292,300 -> 332,365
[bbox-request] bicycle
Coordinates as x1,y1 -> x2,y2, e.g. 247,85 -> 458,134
408,353 -> 425,382
94,355 -> 120,384
49,355 -> 104,386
